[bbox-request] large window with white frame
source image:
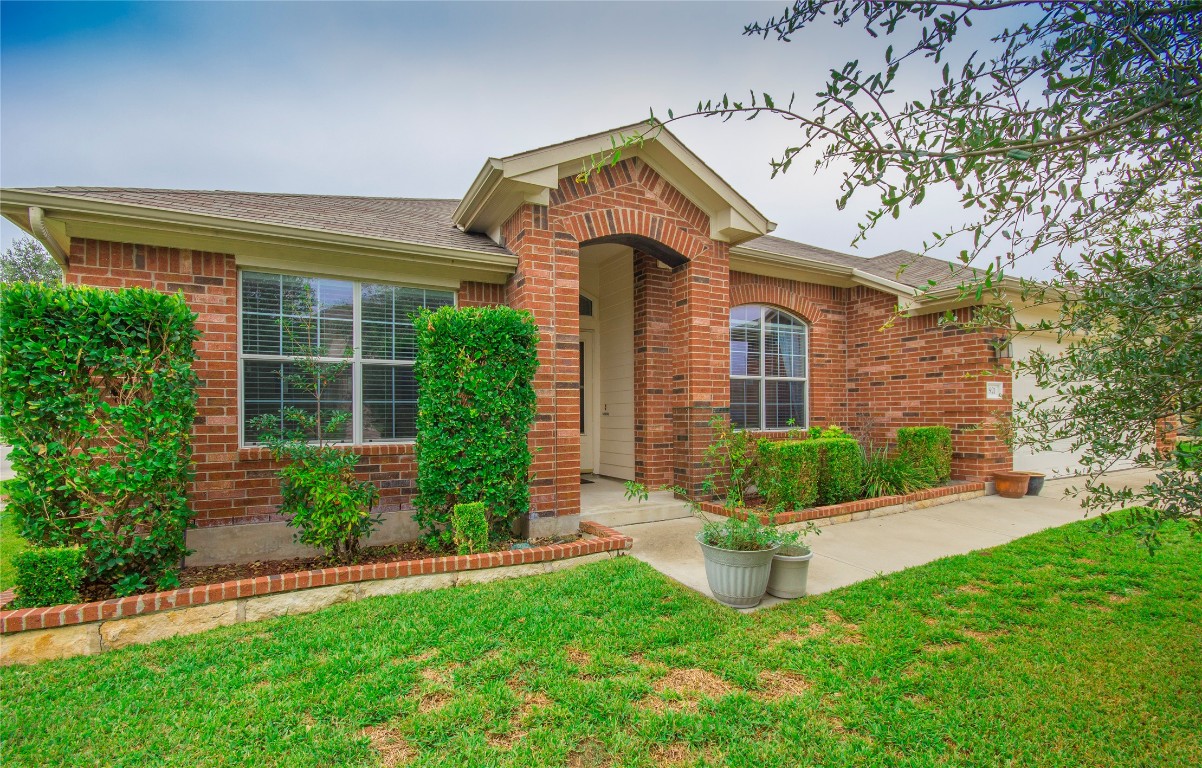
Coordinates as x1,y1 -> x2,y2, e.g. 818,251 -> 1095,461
239,270 -> 454,445
729,304 -> 808,430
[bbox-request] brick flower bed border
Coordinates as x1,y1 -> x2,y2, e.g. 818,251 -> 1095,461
1,521 -> 631,637
699,481 -> 987,525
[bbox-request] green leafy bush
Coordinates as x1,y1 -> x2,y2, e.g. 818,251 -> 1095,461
897,426 -> 953,484
251,283 -> 380,562
808,424 -> 850,440
862,447 -> 935,497
812,437 -> 864,506
757,440 -> 820,510
0,283 -> 199,594
414,306 -> 539,547
451,502 -> 490,555
703,415 -> 759,508
11,547 -> 85,608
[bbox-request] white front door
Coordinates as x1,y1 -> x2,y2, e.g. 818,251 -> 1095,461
579,330 -> 598,473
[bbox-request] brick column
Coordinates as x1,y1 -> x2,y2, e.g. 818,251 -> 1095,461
633,250 -> 676,487
671,240 -> 731,496
503,205 -> 581,534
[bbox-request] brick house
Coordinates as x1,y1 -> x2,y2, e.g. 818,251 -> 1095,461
1,125 -> 1038,564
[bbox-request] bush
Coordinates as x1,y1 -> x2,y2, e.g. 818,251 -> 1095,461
251,282 -> 380,563
0,283 -> 200,595
452,502 -> 490,555
757,440 -> 820,510
414,306 -> 539,547
812,437 -> 864,506
862,447 -> 936,497
897,426 -> 953,484
703,415 -> 759,508
11,547 -> 85,608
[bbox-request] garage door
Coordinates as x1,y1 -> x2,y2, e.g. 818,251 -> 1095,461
1011,335 -> 1135,478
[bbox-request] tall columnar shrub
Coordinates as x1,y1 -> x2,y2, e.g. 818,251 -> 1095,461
0,283 -> 200,594
756,440 -> 820,510
414,306 -> 539,546
812,437 -> 864,506
897,426 -> 954,485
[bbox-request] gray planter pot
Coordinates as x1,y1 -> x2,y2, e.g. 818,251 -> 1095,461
766,546 -> 814,599
696,533 -> 780,608
1023,473 -> 1046,496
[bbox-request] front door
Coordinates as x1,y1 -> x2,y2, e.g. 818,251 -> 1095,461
580,330 -> 597,473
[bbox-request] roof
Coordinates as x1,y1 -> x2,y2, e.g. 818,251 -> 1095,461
865,249 -> 984,292
6,187 -> 510,256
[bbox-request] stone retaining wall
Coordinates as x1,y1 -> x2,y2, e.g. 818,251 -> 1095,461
0,521 -> 631,666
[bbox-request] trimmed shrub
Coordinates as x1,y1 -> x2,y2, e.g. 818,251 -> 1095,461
11,547 -> 85,608
757,440 -> 820,510
0,283 -> 200,595
414,306 -> 539,547
452,502 -> 490,555
812,437 -> 864,506
897,426 -> 953,484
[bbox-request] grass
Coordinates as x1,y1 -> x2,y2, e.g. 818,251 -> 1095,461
1,518 -> 1200,767
0,480 -> 29,591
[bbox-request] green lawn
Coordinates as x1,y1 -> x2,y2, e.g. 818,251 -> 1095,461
0,481 -> 29,591
1,518 -> 1200,768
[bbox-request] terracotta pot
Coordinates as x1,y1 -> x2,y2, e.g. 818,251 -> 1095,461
992,471 -> 1031,499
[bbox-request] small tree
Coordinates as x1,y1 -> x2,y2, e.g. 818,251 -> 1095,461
250,284 -> 380,562
1,237 -> 62,285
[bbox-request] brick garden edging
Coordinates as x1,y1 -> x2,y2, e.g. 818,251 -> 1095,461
699,482 -> 988,525
0,521 -> 631,665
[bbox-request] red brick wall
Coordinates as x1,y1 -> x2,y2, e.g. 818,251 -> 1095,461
845,288 -> 1011,480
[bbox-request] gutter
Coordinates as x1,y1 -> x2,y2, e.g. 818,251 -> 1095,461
28,206 -> 69,267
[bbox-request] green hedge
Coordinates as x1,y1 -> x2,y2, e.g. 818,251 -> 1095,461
756,440 -> 820,510
813,437 -> 863,506
11,547 -> 85,608
452,502 -> 489,555
897,426 -> 953,484
413,306 -> 539,546
0,283 -> 200,595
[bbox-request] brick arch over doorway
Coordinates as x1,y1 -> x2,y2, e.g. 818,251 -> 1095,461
500,158 -> 731,534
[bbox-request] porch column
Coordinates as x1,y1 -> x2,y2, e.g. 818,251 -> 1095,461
633,250 -> 676,488
671,240 -> 731,497
502,204 -> 581,534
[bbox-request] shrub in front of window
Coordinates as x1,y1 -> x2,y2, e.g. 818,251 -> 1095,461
414,306 -> 539,547
702,415 -> 760,508
0,283 -> 199,595
812,437 -> 864,506
250,283 -> 381,562
451,502 -> 490,556
11,547 -> 86,608
757,440 -> 821,510
897,426 -> 953,484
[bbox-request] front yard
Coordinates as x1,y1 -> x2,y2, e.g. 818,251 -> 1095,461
2,517 -> 1200,767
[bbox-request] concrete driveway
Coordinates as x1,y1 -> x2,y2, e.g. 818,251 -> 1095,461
618,469 -> 1156,610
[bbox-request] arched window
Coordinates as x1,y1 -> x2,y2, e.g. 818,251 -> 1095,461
730,305 -> 808,430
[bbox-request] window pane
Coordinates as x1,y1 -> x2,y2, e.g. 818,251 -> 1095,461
730,307 -> 761,376
243,360 -> 352,442
362,364 -> 419,441
361,284 -> 454,362
764,323 -> 806,378
731,379 -> 761,430
765,380 -> 806,430
241,271 -> 353,357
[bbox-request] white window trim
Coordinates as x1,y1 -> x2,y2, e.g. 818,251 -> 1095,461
730,304 -> 809,431
237,268 -> 456,448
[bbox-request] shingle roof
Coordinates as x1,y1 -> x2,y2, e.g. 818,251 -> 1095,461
863,249 -> 983,292
739,235 -> 868,271
13,187 -> 510,255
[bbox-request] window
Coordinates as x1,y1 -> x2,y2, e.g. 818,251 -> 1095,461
730,304 -> 808,430
240,270 -> 454,445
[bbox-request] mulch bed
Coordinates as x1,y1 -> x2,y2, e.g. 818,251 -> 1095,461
72,533 -> 582,604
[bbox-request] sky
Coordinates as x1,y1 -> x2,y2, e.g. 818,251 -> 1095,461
0,1 -> 1046,277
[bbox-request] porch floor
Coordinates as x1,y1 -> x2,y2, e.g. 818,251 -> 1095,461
614,468 -> 1157,612
579,475 -> 692,527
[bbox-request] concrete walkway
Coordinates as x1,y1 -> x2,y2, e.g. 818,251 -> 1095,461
615,469 -> 1156,611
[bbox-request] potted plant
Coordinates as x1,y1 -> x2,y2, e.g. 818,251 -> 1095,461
766,535 -> 818,600
696,513 -> 782,608
992,470 -> 1031,498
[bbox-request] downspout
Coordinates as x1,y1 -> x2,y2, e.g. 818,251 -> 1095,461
28,206 -> 69,268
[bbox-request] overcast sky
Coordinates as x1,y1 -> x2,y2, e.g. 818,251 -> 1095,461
1,1 -> 1046,277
